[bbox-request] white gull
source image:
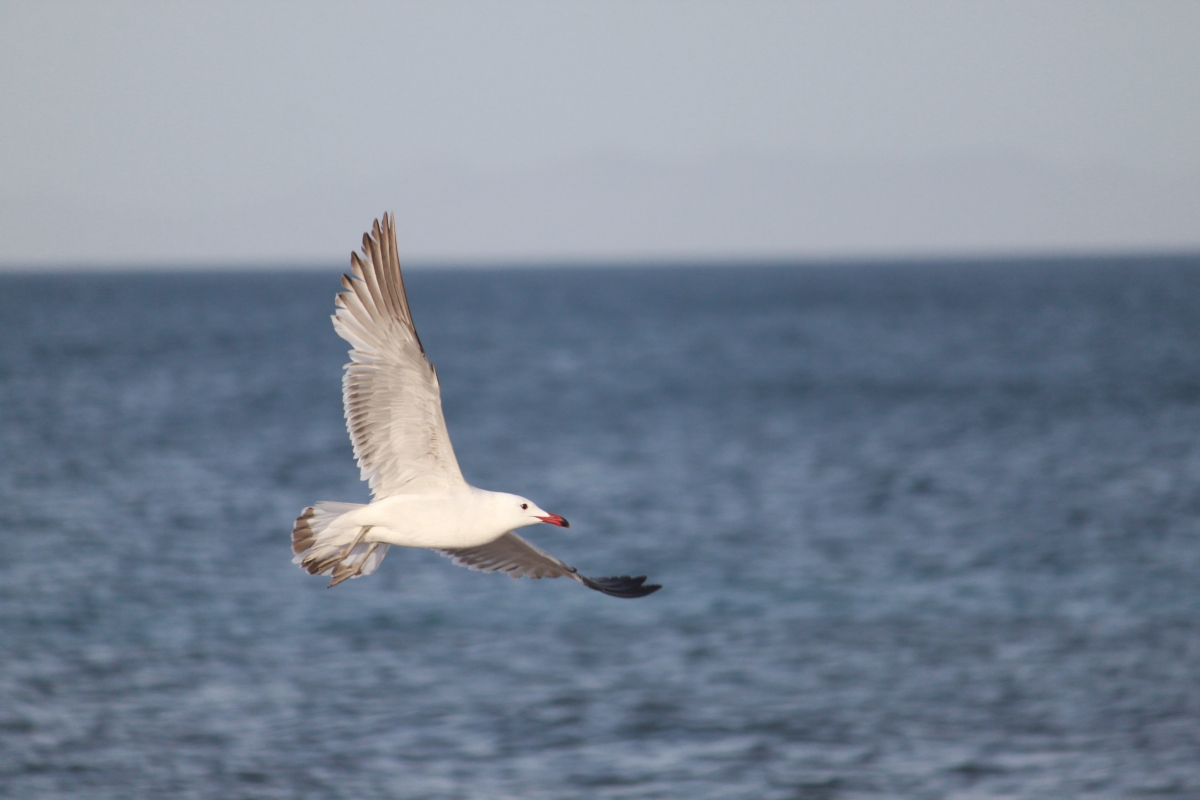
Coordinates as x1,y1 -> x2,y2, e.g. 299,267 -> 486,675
291,213 -> 661,599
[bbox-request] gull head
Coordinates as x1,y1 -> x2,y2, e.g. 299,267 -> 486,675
491,492 -> 570,530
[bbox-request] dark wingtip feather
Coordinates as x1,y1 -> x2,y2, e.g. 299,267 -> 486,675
580,574 -> 663,599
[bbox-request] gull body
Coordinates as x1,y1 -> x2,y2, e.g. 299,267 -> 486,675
291,213 -> 660,599
332,489 -> 560,550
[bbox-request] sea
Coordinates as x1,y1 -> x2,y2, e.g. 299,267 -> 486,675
2,257 -> 1200,799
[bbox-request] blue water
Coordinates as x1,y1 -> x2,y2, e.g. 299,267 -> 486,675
2,258 -> 1200,798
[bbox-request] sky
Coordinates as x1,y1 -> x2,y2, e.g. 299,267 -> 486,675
1,1 -> 1198,267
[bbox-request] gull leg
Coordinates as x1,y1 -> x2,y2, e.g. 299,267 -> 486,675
328,542 -> 381,588
313,524 -> 371,570
326,527 -> 374,588
307,525 -> 371,579
354,542 -> 380,577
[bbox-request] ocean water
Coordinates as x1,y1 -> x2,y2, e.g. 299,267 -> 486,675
2,258 -> 1200,799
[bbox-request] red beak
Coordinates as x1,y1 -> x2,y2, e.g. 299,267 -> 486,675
536,514 -> 570,528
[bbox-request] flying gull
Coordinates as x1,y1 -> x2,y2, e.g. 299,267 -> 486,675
292,213 -> 661,599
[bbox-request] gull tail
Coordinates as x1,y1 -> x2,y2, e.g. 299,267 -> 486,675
291,502 -> 390,587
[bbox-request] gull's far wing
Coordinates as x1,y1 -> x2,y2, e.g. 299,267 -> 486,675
437,532 -> 662,599
333,213 -> 465,498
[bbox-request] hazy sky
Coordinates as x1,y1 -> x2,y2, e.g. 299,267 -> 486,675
2,1 -> 1198,266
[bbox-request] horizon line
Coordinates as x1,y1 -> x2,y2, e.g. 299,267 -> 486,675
2,246 -> 1200,274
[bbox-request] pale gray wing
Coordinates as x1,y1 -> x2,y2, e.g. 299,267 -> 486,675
437,532 -> 662,599
332,213 -> 465,498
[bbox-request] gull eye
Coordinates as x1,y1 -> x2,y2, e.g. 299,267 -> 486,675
520,503 -> 528,510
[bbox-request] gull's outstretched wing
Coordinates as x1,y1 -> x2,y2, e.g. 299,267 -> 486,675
333,213 -> 465,497
437,533 -> 662,599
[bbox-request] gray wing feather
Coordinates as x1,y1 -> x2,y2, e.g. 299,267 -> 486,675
437,532 -> 578,580
437,533 -> 663,599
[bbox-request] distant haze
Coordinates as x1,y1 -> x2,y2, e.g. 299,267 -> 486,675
2,1 -> 1198,267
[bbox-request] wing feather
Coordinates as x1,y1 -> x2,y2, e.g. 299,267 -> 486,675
333,213 -> 465,497
375,218 -> 405,321
437,533 -> 662,599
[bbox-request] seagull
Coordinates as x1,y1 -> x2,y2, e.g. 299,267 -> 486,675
292,213 -> 661,599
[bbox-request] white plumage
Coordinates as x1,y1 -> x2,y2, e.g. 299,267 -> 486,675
291,214 -> 660,599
